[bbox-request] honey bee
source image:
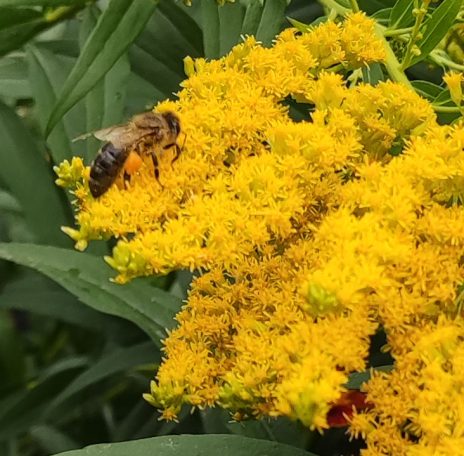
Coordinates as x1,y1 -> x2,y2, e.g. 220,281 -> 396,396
75,111 -> 181,198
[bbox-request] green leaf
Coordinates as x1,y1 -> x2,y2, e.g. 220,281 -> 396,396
345,365 -> 393,390
0,5 -> 85,56
30,425 -> 79,455
0,357 -> 88,440
241,1 -> 265,36
256,0 -> 287,46
411,80 -> 443,101
157,0 -> 204,56
0,243 -> 182,344
0,56 -> 31,100
51,435 -> 316,456
0,272 -> 129,335
219,3 -> 245,56
80,6 -> 130,163
358,0 -> 396,15
362,63 -> 385,85
389,0 -> 414,29
411,0 -> 463,67
0,311 -> 26,393
46,0 -> 158,136
201,0 -> 220,58
45,341 -> 158,416
26,45 -> 76,164
0,0 -> 86,5
372,8 -> 392,25
0,8 -> 47,57
0,102 -> 71,246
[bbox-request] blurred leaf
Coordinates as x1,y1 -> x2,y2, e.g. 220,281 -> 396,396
410,0 -> 463,67
158,0 -> 203,56
0,56 -> 31,100
0,101 -> 71,245
0,243 -> 182,344
26,44 -> 75,163
389,0 -> 414,29
46,0 -> 156,135
371,8 -> 391,25
52,435 -> 316,456
241,1 -> 265,36
80,6 -> 130,163
46,0 -> 158,136
0,190 -> 21,214
0,8 -> 47,57
256,0 -> 287,46
201,0 -> 220,58
0,5 -> 85,57
345,365 -> 393,389
362,63 -> 385,85
358,0 -> 396,15
0,0 -> 87,5
411,80 -> 443,101
0,272 -> 130,336
0,311 -> 26,393
30,425 -> 79,455
219,3 -> 245,56
0,357 -> 88,440
45,341 -> 158,416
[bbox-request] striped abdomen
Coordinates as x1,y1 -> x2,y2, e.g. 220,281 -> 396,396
89,143 -> 128,198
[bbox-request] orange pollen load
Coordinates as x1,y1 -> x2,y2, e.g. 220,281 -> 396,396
124,151 -> 144,175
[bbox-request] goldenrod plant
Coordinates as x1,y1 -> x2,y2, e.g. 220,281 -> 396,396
1,1 -> 464,456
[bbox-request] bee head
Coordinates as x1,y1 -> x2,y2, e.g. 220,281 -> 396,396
162,111 -> 181,137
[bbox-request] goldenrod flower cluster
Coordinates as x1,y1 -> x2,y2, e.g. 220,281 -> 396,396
55,13 -> 464,454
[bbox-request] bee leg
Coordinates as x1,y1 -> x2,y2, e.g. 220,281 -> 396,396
150,152 -> 164,188
123,171 -> 131,189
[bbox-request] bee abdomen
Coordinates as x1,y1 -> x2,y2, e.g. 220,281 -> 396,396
89,143 -> 128,198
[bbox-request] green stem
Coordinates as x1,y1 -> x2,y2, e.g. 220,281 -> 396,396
375,25 -> 413,89
383,27 -> 414,37
430,50 -> 464,72
431,105 -> 461,113
401,1 -> 429,70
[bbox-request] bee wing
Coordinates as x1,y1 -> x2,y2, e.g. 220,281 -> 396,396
73,124 -> 151,149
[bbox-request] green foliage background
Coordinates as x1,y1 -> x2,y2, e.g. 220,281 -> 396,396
0,1 -> 461,455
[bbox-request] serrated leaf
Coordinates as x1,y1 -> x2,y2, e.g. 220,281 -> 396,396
410,0 -> 463,67
0,102 -> 71,245
389,0 -> 414,29
46,0 -> 158,136
0,243 -> 182,344
45,341 -> 158,416
256,0 -> 287,45
51,435 -> 316,456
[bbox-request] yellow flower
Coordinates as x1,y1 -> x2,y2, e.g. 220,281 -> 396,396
444,71 -> 464,106
55,14 -> 464,449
